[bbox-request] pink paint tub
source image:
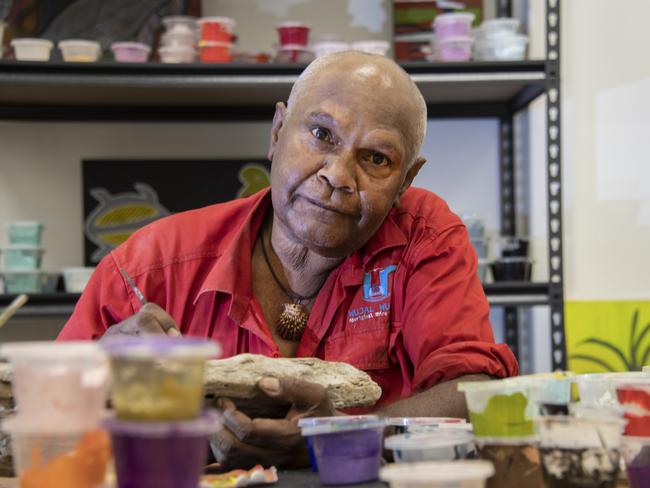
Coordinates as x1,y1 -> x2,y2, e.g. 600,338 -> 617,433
111,42 -> 151,63
277,22 -> 310,47
433,13 -> 475,40
436,36 -> 473,62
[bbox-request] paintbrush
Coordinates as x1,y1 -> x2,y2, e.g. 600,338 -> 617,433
119,268 -> 148,306
0,294 -> 29,329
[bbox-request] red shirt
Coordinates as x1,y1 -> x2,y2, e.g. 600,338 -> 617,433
59,187 -> 517,408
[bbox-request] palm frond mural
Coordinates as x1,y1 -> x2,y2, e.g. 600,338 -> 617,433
567,302 -> 650,373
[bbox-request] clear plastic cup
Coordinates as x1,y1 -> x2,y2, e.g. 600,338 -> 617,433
101,337 -> 219,421
106,410 -> 220,488
380,460 -> 494,488
58,40 -> 101,62
385,430 -> 475,462
301,417 -> 387,485
5,222 -> 44,246
11,39 -> 53,61
111,42 -> 151,62
2,416 -> 111,485
536,416 -> 625,488
433,13 -> 476,40
459,379 -> 540,437
621,436 -> 650,488
0,342 -> 109,429
351,40 -> 390,56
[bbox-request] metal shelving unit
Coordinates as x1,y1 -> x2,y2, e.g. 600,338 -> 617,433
0,0 -> 565,368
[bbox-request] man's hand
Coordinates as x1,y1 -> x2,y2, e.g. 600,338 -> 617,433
211,376 -> 337,470
101,303 -> 181,339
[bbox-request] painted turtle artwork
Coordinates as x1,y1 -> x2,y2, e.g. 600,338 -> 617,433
85,183 -> 170,263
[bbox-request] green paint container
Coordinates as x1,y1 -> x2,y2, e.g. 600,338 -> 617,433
2,246 -> 45,270
5,221 -> 44,246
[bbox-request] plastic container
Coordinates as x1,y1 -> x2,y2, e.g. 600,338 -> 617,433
158,45 -> 195,63
476,438 -> 544,488
490,257 -> 532,281
58,40 -> 101,62
101,336 -> 219,421
621,436 -> 650,488
162,16 -> 198,35
471,238 -> 488,259
475,34 -> 528,61
480,18 -> 521,38
433,13 -> 475,40
387,417 -> 467,435
436,36 -> 473,62
11,38 -> 54,61
5,222 -> 44,246
199,41 -> 232,63
111,42 -> 151,62
106,410 -> 220,488
2,417 -> 111,484
298,415 -> 378,472
462,214 -> 485,239
380,460 -> 494,488
62,267 -> 95,293
536,416 -> 624,488
498,237 -> 529,257
0,342 -> 109,429
277,22 -> 310,47
312,41 -> 350,58
459,378 -> 539,437
2,246 -> 44,270
198,17 -> 235,42
385,430 -> 475,462
2,270 -> 43,293
352,40 -> 390,56
617,383 -> 650,436
301,417 -> 386,485
275,45 -> 315,64
160,31 -> 195,48
477,259 -> 488,282
575,372 -> 648,406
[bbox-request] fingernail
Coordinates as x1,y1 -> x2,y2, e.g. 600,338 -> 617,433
259,377 -> 280,394
167,328 -> 181,337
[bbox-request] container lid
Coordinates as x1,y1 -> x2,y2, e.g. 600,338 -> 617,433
298,415 -> 378,427
0,341 -> 105,362
198,16 -> 236,27
458,377 -> 531,392
380,460 -> 494,483
10,38 -> 53,48
2,245 -> 44,251
103,409 -> 221,437
4,221 -> 43,227
100,336 -> 219,359
301,417 -> 386,436
475,435 -> 539,445
387,417 -> 466,427
58,39 -> 101,49
481,17 -> 520,27
433,12 -> 476,24
111,42 -> 151,52
277,22 -> 311,28
385,431 -> 475,450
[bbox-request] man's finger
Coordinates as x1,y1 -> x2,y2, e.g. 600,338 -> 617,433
221,408 -> 302,449
135,311 -> 167,335
210,427 -> 289,470
139,303 -> 181,336
257,376 -> 328,410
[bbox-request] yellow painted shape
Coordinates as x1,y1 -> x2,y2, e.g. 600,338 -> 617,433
95,204 -> 158,226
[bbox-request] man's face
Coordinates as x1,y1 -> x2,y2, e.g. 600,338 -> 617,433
268,62 -> 422,258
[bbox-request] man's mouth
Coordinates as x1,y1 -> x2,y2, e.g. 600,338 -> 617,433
297,195 -> 359,218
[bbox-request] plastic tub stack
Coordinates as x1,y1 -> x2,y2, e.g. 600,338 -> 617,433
100,337 -> 220,488
462,214 -> 489,282
158,16 -> 199,63
432,12 -> 475,62
198,17 -> 236,63
1,222 -> 45,294
491,236 -> 532,282
0,342 -> 112,485
474,18 -> 528,61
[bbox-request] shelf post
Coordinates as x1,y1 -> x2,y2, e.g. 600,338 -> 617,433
546,0 -> 567,370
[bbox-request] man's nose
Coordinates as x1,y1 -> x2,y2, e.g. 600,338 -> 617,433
317,150 -> 357,193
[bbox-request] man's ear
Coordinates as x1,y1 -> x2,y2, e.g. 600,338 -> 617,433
267,102 -> 287,161
394,157 -> 426,207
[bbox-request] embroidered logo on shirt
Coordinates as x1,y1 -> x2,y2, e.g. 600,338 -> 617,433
362,265 -> 397,302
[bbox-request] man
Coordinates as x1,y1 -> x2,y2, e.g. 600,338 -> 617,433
59,52 -> 517,468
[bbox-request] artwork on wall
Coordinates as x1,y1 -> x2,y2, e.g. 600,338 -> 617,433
566,301 -> 650,373
82,159 -> 271,265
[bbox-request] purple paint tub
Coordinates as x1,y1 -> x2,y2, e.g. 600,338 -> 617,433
104,410 -> 220,488
622,436 -> 650,488
301,417 -> 386,485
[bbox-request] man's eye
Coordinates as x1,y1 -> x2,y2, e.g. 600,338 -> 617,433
310,126 -> 333,143
371,152 -> 391,166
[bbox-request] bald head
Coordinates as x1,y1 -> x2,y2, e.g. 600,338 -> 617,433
285,51 -> 427,166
